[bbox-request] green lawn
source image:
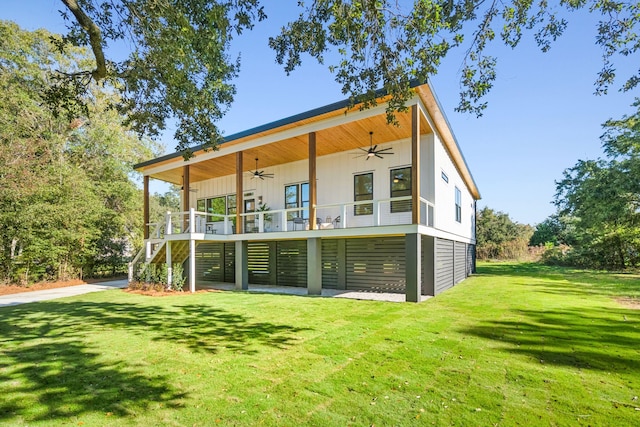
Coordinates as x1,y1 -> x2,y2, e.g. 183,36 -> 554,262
0,262 -> 638,426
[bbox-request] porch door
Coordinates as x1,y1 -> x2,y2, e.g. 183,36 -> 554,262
244,198 -> 256,232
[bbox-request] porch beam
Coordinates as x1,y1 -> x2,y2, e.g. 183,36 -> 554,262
143,175 -> 150,239
411,103 -> 421,224
309,132 -> 317,230
182,165 -> 190,231
236,152 -> 243,234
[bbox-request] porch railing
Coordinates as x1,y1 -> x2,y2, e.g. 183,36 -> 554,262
153,196 -> 435,236
128,196 -> 436,282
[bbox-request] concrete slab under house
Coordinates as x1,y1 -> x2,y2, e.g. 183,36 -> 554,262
131,81 -> 481,302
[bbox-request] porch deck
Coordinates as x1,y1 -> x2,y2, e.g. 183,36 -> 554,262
196,282 -> 431,303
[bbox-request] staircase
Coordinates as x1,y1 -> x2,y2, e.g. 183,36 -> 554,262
128,238 -> 192,283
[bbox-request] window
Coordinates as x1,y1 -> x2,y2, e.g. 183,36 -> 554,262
455,187 -> 462,223
285,182 -> 309,219
441,171 -> 449,183
207,196 -> 226,222
197,194 -> 236,222
226,194 -> 236,215
354,172 -> 373,215
390,167 -> 412,213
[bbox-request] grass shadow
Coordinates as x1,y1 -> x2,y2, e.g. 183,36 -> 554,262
462,307 -> 640,373
477,262 -> 640,299
464,263 -> 640,373
0,298 -> 311,422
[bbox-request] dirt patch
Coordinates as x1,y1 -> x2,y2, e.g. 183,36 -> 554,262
616,297 -> 640,310
0,276 -> 126,296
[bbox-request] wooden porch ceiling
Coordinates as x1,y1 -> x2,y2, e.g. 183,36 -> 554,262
147,108 -> 432,185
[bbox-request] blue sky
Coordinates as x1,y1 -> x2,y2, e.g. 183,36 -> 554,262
3,2 -> 637,225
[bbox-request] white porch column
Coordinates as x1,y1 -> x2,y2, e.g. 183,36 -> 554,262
166,240 -> 172,288
307,237 -> 322,295
165,211 -> 172,235
189,208 -> 195,233
373,200 -> 380,226
189,239 -> 196,293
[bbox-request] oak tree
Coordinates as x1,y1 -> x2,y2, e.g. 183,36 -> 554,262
53,1 -> 640,154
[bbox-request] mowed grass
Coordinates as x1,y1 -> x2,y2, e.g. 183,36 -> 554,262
0,263 -> 638,426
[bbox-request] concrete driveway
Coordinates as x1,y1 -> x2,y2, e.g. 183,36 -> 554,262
0,279 -> 128,308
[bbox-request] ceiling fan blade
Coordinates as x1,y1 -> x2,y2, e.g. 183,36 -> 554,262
376,147 -> 393,153
372,145 -> 378,152
357,147 -> 370,153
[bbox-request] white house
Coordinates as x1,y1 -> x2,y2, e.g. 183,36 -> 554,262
131,81 -> 480,302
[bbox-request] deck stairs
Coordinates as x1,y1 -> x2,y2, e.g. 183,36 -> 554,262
129,238 -> 192,282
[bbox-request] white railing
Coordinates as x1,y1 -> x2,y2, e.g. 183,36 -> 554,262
419,197 -> 435,227
151,197 -> 435,237
128,196 -> 436,282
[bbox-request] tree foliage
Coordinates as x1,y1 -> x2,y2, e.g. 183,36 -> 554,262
50,0 -> 640,155
529,214 -> 577,247
476,207 -> 533,260
554,101 -> 640,269
0,21 -> 158,283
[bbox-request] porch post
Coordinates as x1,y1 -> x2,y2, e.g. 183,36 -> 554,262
236,152 -> 243,234
235,240 -> 248,290
166,241 -> 172,288
411,104 -> 421,225
307,237 -> 322,295
423,236 -> 435,296
405,233 -> 421,303
337,239 -> 346,290
189,238 -> 196,293
309,132 -> 317,230
182,165 -> 190,232
143,175 -> 150,239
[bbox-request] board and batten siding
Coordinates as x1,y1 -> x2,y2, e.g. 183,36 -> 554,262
187,139 -> 439,230
433,132 -> 476,241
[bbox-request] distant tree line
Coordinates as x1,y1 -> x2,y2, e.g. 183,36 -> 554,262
475,207 -> 533,260
477,102 -> 639,270
530,102 -> 640,270
0,21 -> 163,284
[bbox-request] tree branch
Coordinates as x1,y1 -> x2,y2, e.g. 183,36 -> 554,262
60,0 -> 107,81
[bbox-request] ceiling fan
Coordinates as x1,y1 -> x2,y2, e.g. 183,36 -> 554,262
354,131 -> 393,160
248,157 -> 274,180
